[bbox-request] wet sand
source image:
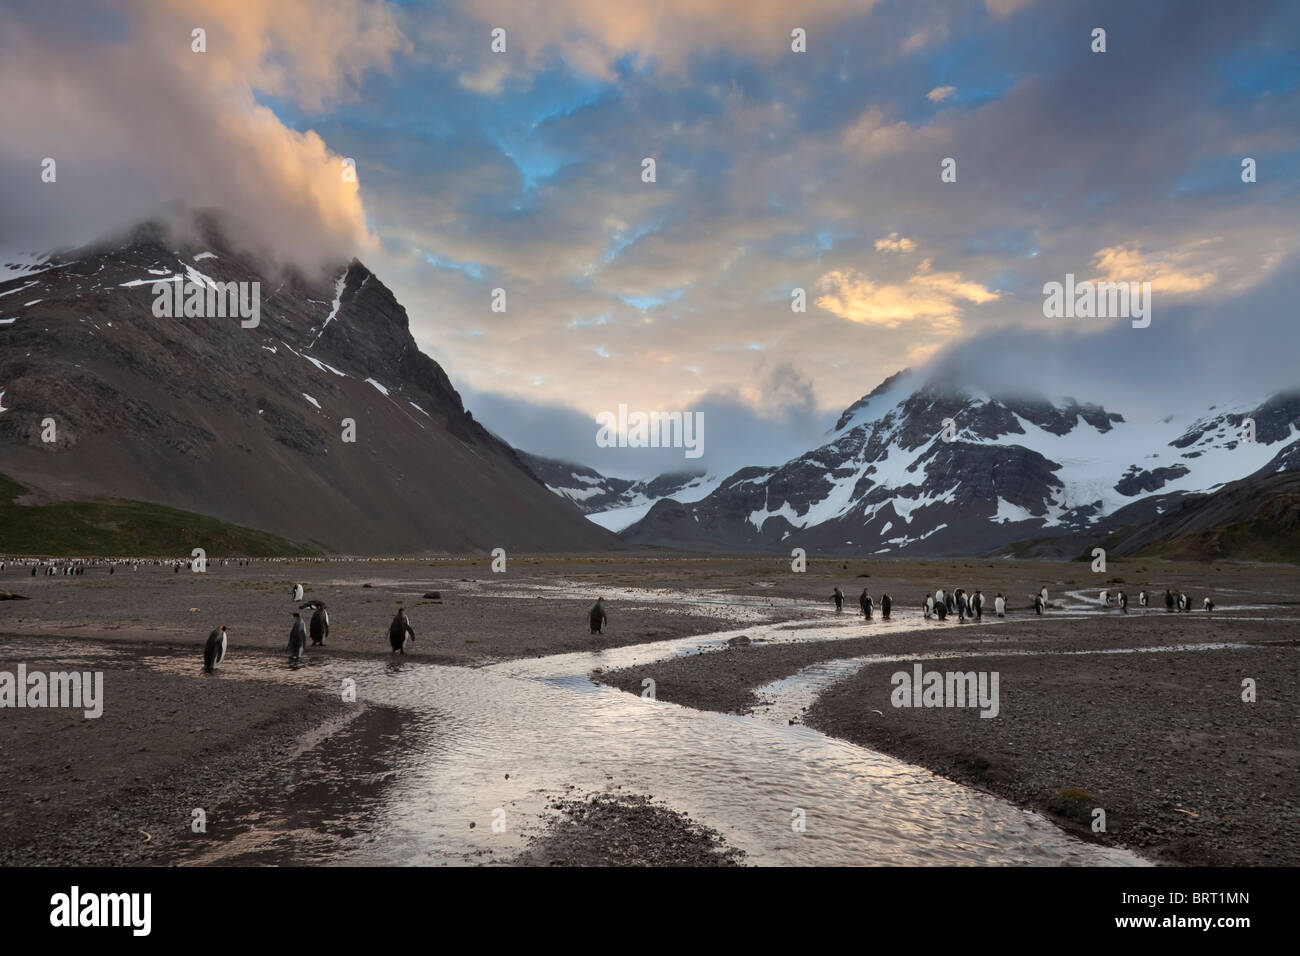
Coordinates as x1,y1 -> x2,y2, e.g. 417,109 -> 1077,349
512,792 -> 746,866
1,555 -> 1296,866
0,647 -> 352,866
0,558 -> 771,664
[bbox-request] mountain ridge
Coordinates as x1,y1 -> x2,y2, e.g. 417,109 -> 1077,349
0,217 -> 616,554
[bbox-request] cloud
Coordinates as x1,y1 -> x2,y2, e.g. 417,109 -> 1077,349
0,0 -> 404,269
1089,243 -> 1218,296
816,259 -> 1001,332
464,361 -> 833,480
874,232 -> 918,253
452,0 -> 879,78
926,85 -> 957,103
843,107 -> 949,161
984,0 -> 1036,18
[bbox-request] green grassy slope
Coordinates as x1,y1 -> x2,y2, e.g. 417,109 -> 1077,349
0,473 -> 315,557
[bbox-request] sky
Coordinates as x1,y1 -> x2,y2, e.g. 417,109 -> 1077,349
1,0 -> 1297,479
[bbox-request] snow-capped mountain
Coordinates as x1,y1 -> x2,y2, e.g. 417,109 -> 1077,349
0,216 -> 615,554
618,367 -> 1300,556
517,451 -> 721,532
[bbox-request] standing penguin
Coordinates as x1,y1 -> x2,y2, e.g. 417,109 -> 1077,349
389,608 -> 415,653
203,625 -> 228,672
881,593 -> 892,620
1178,592 -> 1189,612
973,590 -> 984,621
1119,591 -> 1128,612
945,589 -> 956,615
1099,589 -> 1110,606
1203,597 -> 1215,612
1039,586 -> 1049,606
309,605 -> 329,646
924,594 -> 934,619
292,583 -> 304,601
860,588 -> 873,619
1139,590 -> 1148,607
831,587 -> 844,612
1034,593 -> 1045,615
994,593 -> 1006,617
288,613 -> 307,661
1165,589 -> 1175,612
935,599 -> 948,621
935,588 -> 946,611
589,597 -> 607,634
956,589 -> 968,621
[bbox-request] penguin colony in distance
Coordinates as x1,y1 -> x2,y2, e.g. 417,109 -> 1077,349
389,608 -> 415,653
203,625 -> 227,672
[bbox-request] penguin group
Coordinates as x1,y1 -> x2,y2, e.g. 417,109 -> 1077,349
193,578 -> 433,672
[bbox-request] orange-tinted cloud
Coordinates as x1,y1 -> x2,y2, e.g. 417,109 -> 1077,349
816,259 -> 1000,332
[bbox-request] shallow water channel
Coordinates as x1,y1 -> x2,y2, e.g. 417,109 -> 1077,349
87,589 -> 1160,867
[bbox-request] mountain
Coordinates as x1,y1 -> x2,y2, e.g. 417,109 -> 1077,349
516,451 -> 719,531
1095,470 -> 1300,563
618,367 -> 1299,557
0,217 -> 616,554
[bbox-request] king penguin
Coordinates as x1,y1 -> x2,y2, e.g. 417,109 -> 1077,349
994,593 -> 1006,617
288,613 -> 307,661
1034,593 -> 1045,615
292,583 -> 304,602
924,594 -> 934,619
203,625 -> 228,672
1139,590 -> 1148,607
1203,597 -> 1215,612
389,608 -> 415,653
973,590 -> 984,621
1119,591 -> 1128,612
309,605 -> 329,646
589,597 -> 607,634
880,593 -> 892,620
